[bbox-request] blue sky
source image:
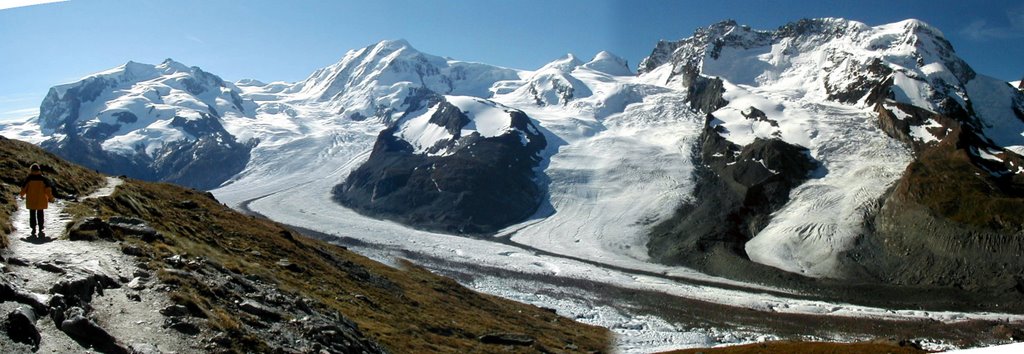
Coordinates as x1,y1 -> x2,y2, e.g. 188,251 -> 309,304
1,0 -> 1022,120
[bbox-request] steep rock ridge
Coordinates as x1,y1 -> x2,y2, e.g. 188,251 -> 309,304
334,94 -> 547,234
287,39 -> 520,122
35,59 -> 255,190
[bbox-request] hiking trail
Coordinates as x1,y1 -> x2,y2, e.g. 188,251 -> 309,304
3,177 -> 193,353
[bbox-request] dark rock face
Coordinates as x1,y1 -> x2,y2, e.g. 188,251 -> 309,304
41,112 -> 252,190
334,97 -> 547,234
648,117 -> 817,271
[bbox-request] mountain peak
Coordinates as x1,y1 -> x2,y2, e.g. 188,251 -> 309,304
366,39 -> 419,58
582,51 -> 632,76
538,53 -> 583,73
374,38 -> 413,50
156,58 -> 192,73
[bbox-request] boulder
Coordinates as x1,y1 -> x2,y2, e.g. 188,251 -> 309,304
4,305 -> 40,350
60,307 -> 130,354
163,317 -> 201,335
49,271 -> 120,308
108,216 -> 162,242
239,300 -> 282,321
479,333 -> 535,346
68,217 -> 113,241
159,304 -> 189,317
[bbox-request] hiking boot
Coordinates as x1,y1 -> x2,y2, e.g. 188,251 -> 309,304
37,231 -> 45,238
30,230 -> 36,237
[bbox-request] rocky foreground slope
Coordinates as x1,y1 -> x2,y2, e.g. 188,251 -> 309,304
0,136 -> 609,353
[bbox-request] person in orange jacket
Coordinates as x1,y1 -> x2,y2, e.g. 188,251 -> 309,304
19,164 -> 56,237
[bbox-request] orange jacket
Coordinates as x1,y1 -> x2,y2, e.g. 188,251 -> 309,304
19,172 -> 55,210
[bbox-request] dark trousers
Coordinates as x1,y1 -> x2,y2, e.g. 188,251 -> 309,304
29,209 -> 43,231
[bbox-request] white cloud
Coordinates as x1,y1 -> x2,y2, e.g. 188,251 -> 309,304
0,0 -> 69,11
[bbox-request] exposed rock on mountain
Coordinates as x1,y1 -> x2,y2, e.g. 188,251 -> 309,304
649,119 -> 818,270
35,59 -> 255,190
334,94 -> 547,234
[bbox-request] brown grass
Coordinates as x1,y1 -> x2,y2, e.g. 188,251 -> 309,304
83,179 -> 610,353
0,136 -> 105,247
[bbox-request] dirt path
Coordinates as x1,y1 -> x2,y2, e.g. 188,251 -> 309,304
3,177 -> 194,353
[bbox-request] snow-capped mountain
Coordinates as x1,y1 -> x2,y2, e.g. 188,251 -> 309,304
31,59 -> 256,189
334,94 -> 547,234
5,18 -> 1024,299
640,18 -> 1024,289
284,39 -> 520,122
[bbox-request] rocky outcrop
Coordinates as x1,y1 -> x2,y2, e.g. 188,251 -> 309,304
334,96 -> 547,234
648,116 -> 817,272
